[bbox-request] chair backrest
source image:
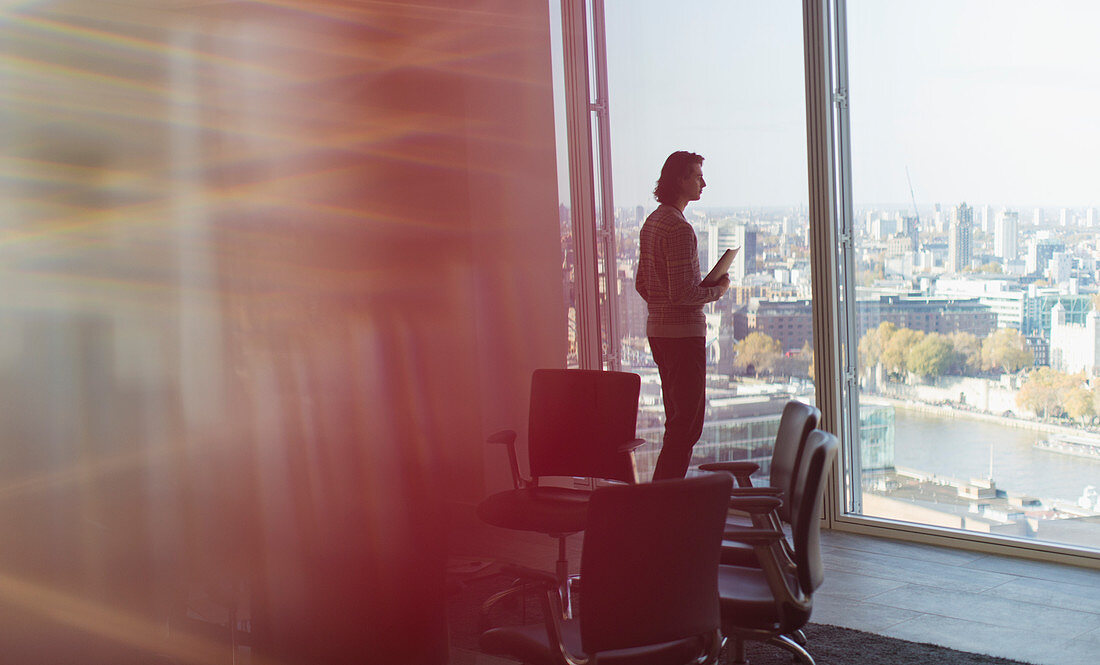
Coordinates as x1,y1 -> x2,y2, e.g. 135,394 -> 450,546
579,473 -> 731,655
528,369 -> 640,484
768,401 -> 820,523
789,429 -> 838,595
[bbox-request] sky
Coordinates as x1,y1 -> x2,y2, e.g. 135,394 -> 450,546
552,0 -> 1100,210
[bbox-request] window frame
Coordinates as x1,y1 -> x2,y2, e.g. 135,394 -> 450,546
564,0 -> 1100,568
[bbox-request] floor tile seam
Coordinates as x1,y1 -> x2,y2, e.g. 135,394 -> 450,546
815,606 -> 927,633
975,585 -> 1100,618
823,562 -> 1013,592
824,546 -> 1017,576
822,539 -> 988,565
970,567 -> 1100,589
877,591 -> 1100,641
874,609 -> 1073,658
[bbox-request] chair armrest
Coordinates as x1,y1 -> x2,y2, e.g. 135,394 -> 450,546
728,495 -> 782,515
697,461 -> 759,487
486,429 -> 517,445
728,486 -> 782,498
486,429 -> 526,489
500,564 -> 558,590
723,526 -> 784,545
617,438 -> 646,454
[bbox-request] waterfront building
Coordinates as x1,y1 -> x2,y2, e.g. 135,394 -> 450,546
857,295 -> 998,338
745,299 -> 813,351
933,276 -> 1026,330
1023,291 -> 1094,337
1049,303 -> 1100,375
635,394 -> 895,479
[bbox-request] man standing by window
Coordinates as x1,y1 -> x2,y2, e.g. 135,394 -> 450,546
635,151 -> 730,481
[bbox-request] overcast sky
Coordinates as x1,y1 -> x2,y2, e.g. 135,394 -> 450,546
553,0 -> 1100,210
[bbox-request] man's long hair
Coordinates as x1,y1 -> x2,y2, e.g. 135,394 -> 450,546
653,151 -> 703,204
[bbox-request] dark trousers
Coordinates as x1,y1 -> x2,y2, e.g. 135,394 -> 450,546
648,336 -> 706,481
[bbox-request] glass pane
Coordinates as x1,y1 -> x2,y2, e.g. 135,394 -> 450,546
602,0 -> 812,482
548,0 -> 580,368
847,1 -> 1100,552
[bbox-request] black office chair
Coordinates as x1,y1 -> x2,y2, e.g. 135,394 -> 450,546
718,430 -> 838,665
476,369 -> 645,620
480,473 -> 732,665
699,400 -> 819,567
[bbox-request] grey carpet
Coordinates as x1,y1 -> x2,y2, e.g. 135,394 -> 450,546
448,571 -> 1033,665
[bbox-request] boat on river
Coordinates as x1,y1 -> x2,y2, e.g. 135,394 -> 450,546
1034,433 -> 1100,461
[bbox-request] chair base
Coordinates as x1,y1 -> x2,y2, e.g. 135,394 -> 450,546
480,534 -> 576,631
725,634 -> 814,665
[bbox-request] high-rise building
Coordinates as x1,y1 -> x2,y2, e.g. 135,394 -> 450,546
994,210 -> 1019,260
1026,238 -> 1064,276
732,225 -> 757,282
706,219 -> 719,273
980,204 -> 991,233
1034,207 -> 1043,226
1060,207 -> 1070,227
1088,207 -> 1096,228
948,202 -> 973,273
902,215 -> 920,251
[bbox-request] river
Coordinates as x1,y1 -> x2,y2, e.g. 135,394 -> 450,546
891,408 -> 1100,505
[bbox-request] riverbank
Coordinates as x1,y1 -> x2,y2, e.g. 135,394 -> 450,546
861,394 -> 1095,440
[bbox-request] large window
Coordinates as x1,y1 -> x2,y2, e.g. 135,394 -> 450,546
841,0 -> 1100,555
555,0 -> 1100,562
555,0 -> 816,482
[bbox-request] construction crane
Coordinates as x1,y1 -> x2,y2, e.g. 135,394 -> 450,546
905,166 -> 921,251
905,166 -> 920,226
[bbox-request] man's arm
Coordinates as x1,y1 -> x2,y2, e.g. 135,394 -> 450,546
664,225 -> 728,305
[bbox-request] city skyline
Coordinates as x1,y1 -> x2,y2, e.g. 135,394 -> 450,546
552,1 -> 1100,209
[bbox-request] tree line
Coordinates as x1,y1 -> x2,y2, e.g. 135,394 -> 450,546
732,322 -> 1098,423
858,322 -> 1033,381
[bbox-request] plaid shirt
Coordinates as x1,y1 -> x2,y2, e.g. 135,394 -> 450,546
635,204 -> 724,338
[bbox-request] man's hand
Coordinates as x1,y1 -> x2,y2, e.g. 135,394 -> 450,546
717,273 -> 731,295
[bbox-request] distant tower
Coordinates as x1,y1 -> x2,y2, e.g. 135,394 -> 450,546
948,202 -> 973,273
1034,207 -> 1043,226
706,219 -> 719,272
1088,207 -> 1097,228
1060,207 -> 1070,227
733,225 -> 757,282
980,204 -> 991,233
635,205 -> 645,225
902,215 -> 919,251
994,210 -> 1019,260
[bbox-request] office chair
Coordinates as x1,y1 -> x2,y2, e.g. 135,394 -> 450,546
698,400 -> 819,567
476,369 -> 645,620
717,430 -> 838,665
479,473 -> 732,665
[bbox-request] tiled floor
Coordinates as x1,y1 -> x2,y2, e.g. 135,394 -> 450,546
814,530 -> 1100,665
449,504 -> 1100,665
